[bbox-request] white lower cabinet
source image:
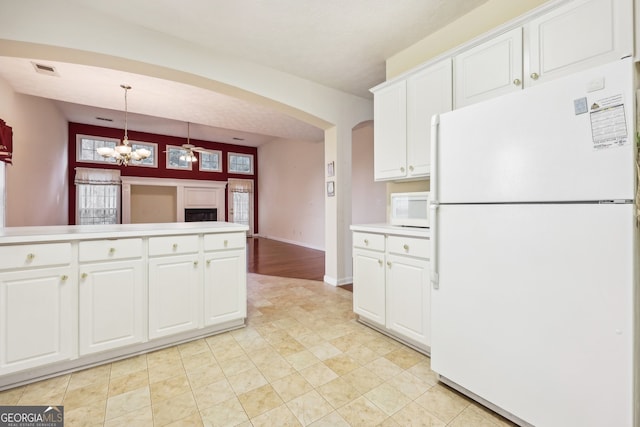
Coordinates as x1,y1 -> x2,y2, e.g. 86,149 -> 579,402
352,229 -> 431,352
79,259 -> 145,355
0,267 -> 75,374
148,254 -> 200,339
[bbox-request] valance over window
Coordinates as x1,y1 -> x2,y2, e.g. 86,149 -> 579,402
74,167 -> 122,185
0,119 -> 13,164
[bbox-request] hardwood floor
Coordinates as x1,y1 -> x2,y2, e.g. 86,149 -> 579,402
246,237 -> 354,291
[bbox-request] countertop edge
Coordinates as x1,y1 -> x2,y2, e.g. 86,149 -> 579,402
350,223 -> 430,238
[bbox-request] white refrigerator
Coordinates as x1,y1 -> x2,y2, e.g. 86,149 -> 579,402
430,57 -> 638,427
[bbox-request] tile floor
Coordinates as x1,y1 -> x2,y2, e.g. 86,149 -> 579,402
0,274 -> 515,426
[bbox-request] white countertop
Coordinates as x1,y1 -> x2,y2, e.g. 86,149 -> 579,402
350,223 -> 430,238
0,222 -> 249,244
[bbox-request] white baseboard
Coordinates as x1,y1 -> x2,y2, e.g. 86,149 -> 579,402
254,234 -> 325,252
324,275 -> 353,287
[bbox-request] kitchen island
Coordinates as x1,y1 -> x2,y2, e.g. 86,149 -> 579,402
0,222 -> 248,390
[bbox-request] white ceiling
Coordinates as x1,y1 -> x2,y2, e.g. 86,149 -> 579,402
0,0 -> 488,146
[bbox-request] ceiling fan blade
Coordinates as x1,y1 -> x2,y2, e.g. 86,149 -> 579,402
192,147 -> 208,153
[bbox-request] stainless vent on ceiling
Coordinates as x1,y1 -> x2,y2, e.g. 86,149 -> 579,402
96,117 -> 114,122
31,62 -> 59,76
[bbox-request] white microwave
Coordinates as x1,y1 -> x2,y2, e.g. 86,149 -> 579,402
390,192 -> 430,228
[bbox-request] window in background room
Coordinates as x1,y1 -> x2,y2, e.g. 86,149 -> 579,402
76,134 -> 118,164
199,149 -> 222,172
228,153 -> 254,174
75,167 -> 121,225
128,140 -> 158,167
227,179 -> 254,236
166,145 -> 193,170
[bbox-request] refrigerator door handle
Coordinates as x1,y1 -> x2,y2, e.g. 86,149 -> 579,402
430,201 -> 439,290
430,114 -> 440,204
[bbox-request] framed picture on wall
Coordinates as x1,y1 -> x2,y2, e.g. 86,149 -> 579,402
327,161 -> 335,177
327,181 -> 335,197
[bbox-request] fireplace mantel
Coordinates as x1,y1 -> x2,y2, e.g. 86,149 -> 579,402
121,176 -> 227,224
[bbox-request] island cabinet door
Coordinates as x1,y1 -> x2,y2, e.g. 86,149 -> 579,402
203,249 -> 247,326
148,255 -> 200,339
0,267 -> 75,375
78,260 -> 145,356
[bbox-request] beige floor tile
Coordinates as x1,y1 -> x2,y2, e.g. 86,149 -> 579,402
152,390 -> 199,426
337,395 -> 388,426
147,347 -> 181,366
414,384 -> 470,424
210,340 -> 246,362
63,381 -> 109,408
366,357 -> 405,381
299,362 -> 339,388
149,374 -> 191,404
250,404 -> 302,427
218,353 -> 255,376
178,338 -> 210,358
323,353 -> 360,376
19,375 -> 70,405
200,397 -> 249,426
391,401 -> 446,427
67,364 -> 111,391
309,410 -> 350,427
317,377 -> 361,409
345,344 -> 379,365
365,382 -> 411,416
110,354 -> 148,379
285,350 -> 322,371
329,333 -> 364,353
272,336 -> 307,357
286,390 -> 334,426
454,403 -> 518,427
108,369 -> 150,397
448,404 -> 505,427
227,366 -> 269,395
103,405 -> 153,427
193,378 -> 236,410
295,332 -> 326,349
148,359 -> 185,384
164,412 -> 204,427
0,386 -> 25,405
238,384 -> 284,418
364,336 -> 401,356
308,342 -> 342,361
386,370 -> 433,400
105,386 -> 151,421
64,398 -> 107,427
406,360 -> 439,386
186,361 -> 226,390
341,366 -> 384,394
270,372 -> 314,402
254,355 -> 296,382
384,347 -> 425,370
181,350 -> 217,372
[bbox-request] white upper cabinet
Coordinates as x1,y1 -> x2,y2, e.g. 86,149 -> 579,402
454,28 -> 523,108
527,0 -> 633,87
454,0 -> 633,108
373,59 -> 452,182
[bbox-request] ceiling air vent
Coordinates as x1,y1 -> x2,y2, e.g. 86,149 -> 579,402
31,62 -> 59,76
96,117 -> 114,122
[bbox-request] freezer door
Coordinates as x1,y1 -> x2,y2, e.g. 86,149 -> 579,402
430,203 -> 635,427
432,58 -> 635,204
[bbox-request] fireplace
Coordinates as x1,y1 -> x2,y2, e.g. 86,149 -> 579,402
185,208 -> 217,222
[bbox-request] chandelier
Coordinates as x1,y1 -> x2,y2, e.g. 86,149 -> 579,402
96,84 -> 151,166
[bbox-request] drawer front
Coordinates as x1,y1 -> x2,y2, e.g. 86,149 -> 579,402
353,232 -> 385,251
204,233 -> 245,251
0,243 -> 72,270
148,235 -> 199,256
387,235 -> 430,259
79,238 -> 143,262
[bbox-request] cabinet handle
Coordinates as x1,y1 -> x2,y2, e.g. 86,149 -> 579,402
206,260 -> 211,266
26,253 -> 35,261
530,72 -> 539,80
378,259 -> 383,266
194,261 -> 199,267
387,261 -> 392,268
400,167 -> 405,173
403,244 -> 409,252
513,78 -> 521,86
409,165 -> 414,172
224,240 -> 228,247
172,243 -> 178,250
81,273 -> 88,279
364,239 -> 369,245
109,247 -> 116,254
61,275 -> 68,281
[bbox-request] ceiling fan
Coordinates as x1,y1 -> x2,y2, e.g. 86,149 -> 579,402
168,122 -> 208,162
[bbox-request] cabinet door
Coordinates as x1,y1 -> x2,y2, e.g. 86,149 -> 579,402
79,260 -> 145,355
0,267 -> 74,374
406,59 -> 452,178
373,80 -> 407,181
386,254 -> 430,348
454,27 -> 523,108
204,249 -> 246,325
148,255 -> 200,339
527,0 -> 633,87
352,248 -> 386,326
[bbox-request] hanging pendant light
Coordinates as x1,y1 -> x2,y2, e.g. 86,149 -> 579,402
96,84 -> 151,166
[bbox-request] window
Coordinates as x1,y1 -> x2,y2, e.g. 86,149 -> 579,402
228,152 -> 254,174
128,140 -> 158,168
75,167 -> 121,225
76,135 -> 118,164
199,149 -> 222,172
166,145 -> 193,170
